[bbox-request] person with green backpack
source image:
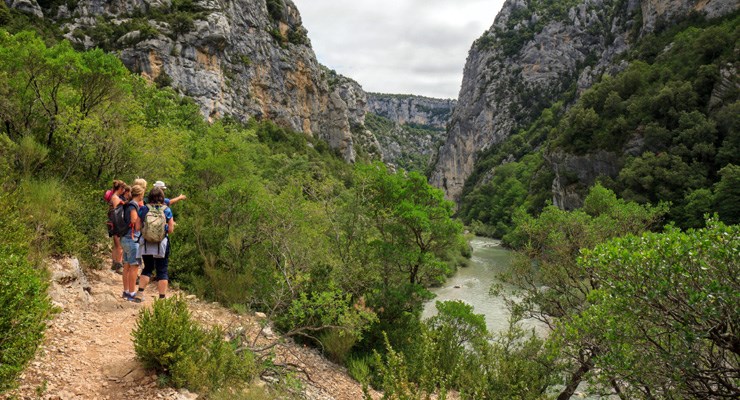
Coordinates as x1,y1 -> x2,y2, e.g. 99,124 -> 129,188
133,186 -> 175,302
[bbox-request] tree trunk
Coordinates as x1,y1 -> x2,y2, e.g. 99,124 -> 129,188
557,359 -> 592,400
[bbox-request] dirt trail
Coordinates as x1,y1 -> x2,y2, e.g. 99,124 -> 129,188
7,258 -> 376,400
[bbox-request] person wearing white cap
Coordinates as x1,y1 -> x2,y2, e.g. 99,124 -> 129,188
153,180 -> 187,206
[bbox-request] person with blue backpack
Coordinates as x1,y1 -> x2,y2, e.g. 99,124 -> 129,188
153,180 -> 187,207
133,186 -> 175,302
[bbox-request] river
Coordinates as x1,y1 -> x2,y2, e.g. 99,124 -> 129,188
422,236 -> 540,334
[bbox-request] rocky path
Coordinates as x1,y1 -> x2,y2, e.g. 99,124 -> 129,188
6,259 -> 377,400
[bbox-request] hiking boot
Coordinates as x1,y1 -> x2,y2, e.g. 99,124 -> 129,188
112,262 -> 123,274
132,291 -> 144,303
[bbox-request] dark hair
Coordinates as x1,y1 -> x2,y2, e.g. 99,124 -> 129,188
112,180 -> 126,191
148,187 -> 165,205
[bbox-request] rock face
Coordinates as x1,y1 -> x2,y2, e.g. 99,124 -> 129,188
17,0 -> 363,162
430,0 -> 738,202
324,69 -> 385,160
367,94 -> 456,130
548,150 -> 623,210
5,0 -> 43,18
363,94 -> 454,172
640,0 -> 737,32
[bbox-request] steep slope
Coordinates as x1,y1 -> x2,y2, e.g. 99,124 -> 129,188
365,94 -> 455,172
430,0 -> 737,202
5,0 -> 362,161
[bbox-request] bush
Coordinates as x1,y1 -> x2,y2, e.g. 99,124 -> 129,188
0,250 -> 53,392
320,328 -> 356,364
18,179 -> 84,261
132,296 -> 257,393
170,12 -> 195,36
347,355 -> 372,384
154,71 -> 173,88
266,0 -> 284,22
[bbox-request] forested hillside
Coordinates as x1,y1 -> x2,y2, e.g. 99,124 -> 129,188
458,9 -> 739,238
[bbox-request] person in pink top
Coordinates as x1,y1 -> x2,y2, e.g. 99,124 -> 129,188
106,180 -> 126,273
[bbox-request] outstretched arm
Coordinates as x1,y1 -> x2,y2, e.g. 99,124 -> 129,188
168,194 -> 187,206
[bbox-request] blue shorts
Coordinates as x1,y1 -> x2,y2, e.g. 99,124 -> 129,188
142,240 -> 170,281
121,235 -> 140,265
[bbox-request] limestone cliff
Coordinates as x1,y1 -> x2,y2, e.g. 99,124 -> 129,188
7,0 -> 361,162
431,0 -> 738,202
367,94 -> 456,130
363,94 -> 454,173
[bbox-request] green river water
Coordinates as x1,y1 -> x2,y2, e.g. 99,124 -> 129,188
422,236 -> 543,335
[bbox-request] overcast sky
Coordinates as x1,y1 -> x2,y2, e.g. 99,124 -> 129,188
291,0 -> 507,99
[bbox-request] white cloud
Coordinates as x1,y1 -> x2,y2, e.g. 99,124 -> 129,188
291,0 -> 506,99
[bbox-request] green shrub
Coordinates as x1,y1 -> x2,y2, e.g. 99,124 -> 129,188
132,296 -> 257,393
320,328 -> 356,364
0,250 -> 53,392
67,186 -> 108,268
16,135 -> 48,178
172,0 -> 200,13
266,0 -> 283,22
170,12 -> 195,36
154,71 -> 173,88
0,135 -> 16,188
287,28 -> 308,46
18,179 -> 84,260
0,147 -> 54,394
347,355 -> 372,384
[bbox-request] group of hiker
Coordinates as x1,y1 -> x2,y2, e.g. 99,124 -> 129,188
105,179 -> 186,302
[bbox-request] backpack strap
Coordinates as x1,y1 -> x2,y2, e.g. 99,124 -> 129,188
124,201 -> 140,240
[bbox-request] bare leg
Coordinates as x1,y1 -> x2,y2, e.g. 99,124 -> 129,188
157,280 -> 168,297
138,274 -> 150,291
126,264 -> 138,294
112,236 -> 123,264
122,263 -> 132,293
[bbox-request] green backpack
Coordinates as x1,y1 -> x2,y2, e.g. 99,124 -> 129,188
142,205 -> 167,243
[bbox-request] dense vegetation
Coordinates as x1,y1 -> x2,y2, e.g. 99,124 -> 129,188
371,186 -> 738,399
0,29 -> 466,394
0,189 -> 53,392
461,13 -> 739,238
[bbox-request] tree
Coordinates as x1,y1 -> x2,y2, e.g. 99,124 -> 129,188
353,164 -> 462,286
334,163 -> 465,349
504,184 -> 666,399
565,219 -> 740,398
714,164 -> 740,225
